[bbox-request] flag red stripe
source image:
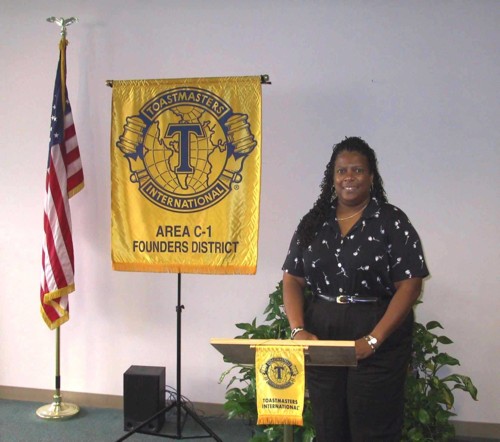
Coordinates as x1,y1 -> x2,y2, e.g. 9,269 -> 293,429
67,169 -> 84,193
64,122 -> 76,140
65,148 -> 80,165
43,209 -> 68,289
47,152 -> 75,270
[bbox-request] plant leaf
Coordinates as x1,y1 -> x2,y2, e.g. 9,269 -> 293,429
235,321 -> 254,331
437,335 -> 453,345
434,353 -> 460,366
444,374 -> 478,400
426,320 -> 443,330
417,408 -> 430,424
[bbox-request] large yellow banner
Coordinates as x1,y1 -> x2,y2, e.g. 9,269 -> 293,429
110,77 -> 261,274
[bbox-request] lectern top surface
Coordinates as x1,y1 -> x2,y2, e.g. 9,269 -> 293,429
210,338 -> 357,367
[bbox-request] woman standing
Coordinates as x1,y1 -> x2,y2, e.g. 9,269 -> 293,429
282,136 -> 429,441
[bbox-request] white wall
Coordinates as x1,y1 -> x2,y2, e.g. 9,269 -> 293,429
1,0 -> 499,425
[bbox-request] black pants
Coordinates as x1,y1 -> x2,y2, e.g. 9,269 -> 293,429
304,297 -> 412,442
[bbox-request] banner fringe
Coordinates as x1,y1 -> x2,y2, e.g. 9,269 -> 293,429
257,415 -> 303,426
112,262 -> 257,275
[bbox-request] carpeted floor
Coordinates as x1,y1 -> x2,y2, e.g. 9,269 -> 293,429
1,399 -> 498,442
0,399 -> 252,442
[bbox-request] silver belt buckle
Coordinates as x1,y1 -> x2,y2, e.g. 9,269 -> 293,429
336,295 -> 349,304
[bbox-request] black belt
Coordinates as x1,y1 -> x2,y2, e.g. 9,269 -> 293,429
316,294 -> 379,304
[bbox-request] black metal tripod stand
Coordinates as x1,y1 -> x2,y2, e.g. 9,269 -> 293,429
116,273 -> 222,441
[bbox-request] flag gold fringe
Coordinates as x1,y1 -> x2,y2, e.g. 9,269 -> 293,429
42,283 -> 75,303
68,181 -> 84,198
40,305 -> 69,330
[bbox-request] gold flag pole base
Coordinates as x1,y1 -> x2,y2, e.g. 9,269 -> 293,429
36,393 -> 80,419
36,329 -> 79,419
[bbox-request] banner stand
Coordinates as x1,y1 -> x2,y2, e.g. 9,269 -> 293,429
116,273 -> 222,441
109,73 -> 272,440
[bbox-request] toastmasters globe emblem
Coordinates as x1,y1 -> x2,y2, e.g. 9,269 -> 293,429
260,357 -> 299,389
116,87 -> 257,212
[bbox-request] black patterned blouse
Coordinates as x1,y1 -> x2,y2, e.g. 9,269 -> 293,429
282,198 -> 429,300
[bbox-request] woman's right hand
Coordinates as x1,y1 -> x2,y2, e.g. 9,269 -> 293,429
293,329 -> 319,340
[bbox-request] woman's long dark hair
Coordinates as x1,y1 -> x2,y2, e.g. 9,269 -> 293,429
296,136 -> 388,246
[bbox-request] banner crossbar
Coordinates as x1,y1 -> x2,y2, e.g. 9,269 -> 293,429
106,74 -> 271,87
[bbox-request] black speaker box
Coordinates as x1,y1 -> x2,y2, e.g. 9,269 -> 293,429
123,365 -> 166,433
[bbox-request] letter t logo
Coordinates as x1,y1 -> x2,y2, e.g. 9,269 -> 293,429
166,123 -> 203,175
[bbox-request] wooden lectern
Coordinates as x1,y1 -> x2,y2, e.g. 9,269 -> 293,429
211,338 -> 356,442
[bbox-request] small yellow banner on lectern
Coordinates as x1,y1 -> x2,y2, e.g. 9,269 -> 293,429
110,76 -> 261,274
255,345 -> 305,426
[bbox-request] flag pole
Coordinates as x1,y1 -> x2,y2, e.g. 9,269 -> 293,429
36,327 -> 80,419
37,16 -> 80,420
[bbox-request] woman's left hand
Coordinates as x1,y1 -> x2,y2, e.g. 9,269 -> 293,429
354,337 -> 376,360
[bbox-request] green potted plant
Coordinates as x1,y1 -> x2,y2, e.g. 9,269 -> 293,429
219,282 -> 477,442
403,308 -> 478,441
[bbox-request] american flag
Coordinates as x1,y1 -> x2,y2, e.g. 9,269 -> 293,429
40,40 -> 84,329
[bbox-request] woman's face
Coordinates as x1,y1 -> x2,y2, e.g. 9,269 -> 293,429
333,150 -> 373,207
